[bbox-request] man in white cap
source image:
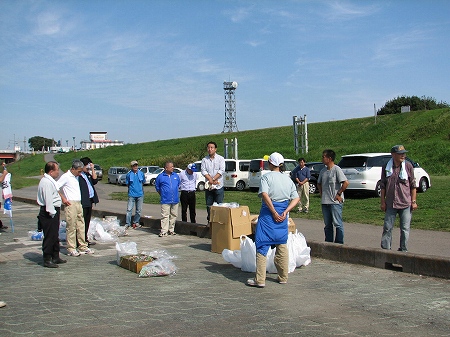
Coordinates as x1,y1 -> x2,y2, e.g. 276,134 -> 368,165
247,152 -> 299,288
380,145 -> 417,252
179,163 -> 197,223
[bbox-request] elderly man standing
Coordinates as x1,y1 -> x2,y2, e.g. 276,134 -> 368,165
155,161 -> 180,237
37,161 -> 65,268
179,163 -> 197,223
380,145 -> 417,252
201,141 -> 225,223
58,160 -> 94,256
125,160 -> 145,229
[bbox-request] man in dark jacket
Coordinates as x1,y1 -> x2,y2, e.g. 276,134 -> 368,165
79,157 -> 99,246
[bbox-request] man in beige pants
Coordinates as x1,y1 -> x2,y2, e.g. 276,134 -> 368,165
58,160 -> 94,256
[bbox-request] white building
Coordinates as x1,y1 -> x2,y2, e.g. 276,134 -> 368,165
80,132 -> 124,150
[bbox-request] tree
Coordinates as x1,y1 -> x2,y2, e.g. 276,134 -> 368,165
377,95 -> 449,115
28,136 -> 55,151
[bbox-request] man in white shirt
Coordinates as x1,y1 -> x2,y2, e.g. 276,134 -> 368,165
201,141 -> 225,223
58,160 -> 94,256
37,161 -> 65,268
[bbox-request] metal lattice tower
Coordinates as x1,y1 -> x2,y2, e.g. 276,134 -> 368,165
222,81 -> 239,133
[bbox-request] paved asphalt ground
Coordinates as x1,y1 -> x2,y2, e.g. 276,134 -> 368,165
0,180 -> 449,336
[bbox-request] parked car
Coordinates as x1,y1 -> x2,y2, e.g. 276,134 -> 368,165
305,161 -> 326,194
139,166 -> 160,185
193,161 -> 206,191
148,167 -> 182,186
248,158 -> 297,191
222,159 -> 251,191
94,164 -> 103,180
107,167 -> 128,184
337,153 -> 431,197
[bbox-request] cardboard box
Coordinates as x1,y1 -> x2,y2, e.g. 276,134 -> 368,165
251,216 -> 296,234
210,205 -> 252,253
119,255 -> 153,273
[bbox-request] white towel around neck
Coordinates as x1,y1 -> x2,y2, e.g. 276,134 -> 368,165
385,159 -> 408,180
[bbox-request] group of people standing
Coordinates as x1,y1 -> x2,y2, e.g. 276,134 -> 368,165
154,141 -> 225,237
247,145 -> 418,288
37,157 -> 98,268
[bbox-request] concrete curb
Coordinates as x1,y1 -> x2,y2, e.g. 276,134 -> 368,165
14,196 -> 450,279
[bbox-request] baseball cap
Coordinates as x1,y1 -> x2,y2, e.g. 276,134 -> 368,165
130,160 -> 138,166
268,152 -> 284,166
391,145 -> 408,154
187,163 -> 196,172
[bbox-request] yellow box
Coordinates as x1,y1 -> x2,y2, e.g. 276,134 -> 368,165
210,206 -> 252,253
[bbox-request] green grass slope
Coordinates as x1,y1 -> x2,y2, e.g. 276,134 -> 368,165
51,108 -> 449,175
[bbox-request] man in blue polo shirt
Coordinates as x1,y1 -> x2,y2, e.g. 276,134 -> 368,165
125,160 -> 145,229
155,161 -> 180,237
294,158 -> 311,213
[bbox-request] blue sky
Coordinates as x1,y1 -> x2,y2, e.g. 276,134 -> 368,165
1,0 -> 449,150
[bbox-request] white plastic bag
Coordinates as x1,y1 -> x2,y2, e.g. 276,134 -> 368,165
115,241 -> 138,265
222,249 -> 242,268
240,235 -> 256,272
290,230 -> 312,267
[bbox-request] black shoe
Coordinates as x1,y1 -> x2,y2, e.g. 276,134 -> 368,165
44,260 -> 59,268
87,241 -> 96,247
52,257 -> 67,264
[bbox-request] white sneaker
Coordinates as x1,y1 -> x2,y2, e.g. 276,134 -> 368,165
67,250 -> 81,257
80,248 -> 95,255
0,301 -> 6,308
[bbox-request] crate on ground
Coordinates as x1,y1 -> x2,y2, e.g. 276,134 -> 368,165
119,254 -> 154,273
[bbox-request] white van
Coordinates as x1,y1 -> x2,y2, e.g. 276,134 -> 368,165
107,166 -> 128,184
223,159 -> 250,191
248,158 -> 297,191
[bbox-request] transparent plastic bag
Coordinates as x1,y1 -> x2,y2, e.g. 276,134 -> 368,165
138,258 -> 178,277
116,241 -> 138,265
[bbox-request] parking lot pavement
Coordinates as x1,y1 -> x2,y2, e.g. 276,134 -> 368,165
0,201 -> 449,336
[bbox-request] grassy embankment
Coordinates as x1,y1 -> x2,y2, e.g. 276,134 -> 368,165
7,109 -> 450,231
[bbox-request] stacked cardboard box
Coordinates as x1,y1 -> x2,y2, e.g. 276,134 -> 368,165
210,205 -> 252,253
251,216 -> 296,234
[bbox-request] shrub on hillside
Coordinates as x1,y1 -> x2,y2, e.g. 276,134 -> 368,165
377,95 -> 449,115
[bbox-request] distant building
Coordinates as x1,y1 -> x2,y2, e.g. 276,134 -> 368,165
80,132 -> 124,150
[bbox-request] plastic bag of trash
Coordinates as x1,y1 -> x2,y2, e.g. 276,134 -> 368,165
28,230 -> 43,241
116,241 -> 138,265
59,220 -> 66,242
240,235 -> 256,272
92,222 -> 117,242
222,249 -> 242,268
138,258 -> 178,277
289,230 -> 311,267
141,249 -> 177,260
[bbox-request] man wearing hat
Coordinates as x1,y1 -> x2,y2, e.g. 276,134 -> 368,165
179,163 -> 197,223
380,145 -> 418,252
125,160 -> 145,229
247,152 -> 299,288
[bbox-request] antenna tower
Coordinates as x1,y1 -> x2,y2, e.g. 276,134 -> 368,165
222,81 -> 239,133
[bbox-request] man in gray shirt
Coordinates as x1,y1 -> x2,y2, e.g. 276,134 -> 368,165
317,149 -> 349,244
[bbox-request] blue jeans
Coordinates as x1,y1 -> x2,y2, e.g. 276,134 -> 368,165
126,196 -> 143,226
322,203 -> 344,244
205,187 -> 224,221
381,207 -> 411,251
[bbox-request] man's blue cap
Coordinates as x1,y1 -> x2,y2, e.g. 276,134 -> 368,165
187,163 -> 196,172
